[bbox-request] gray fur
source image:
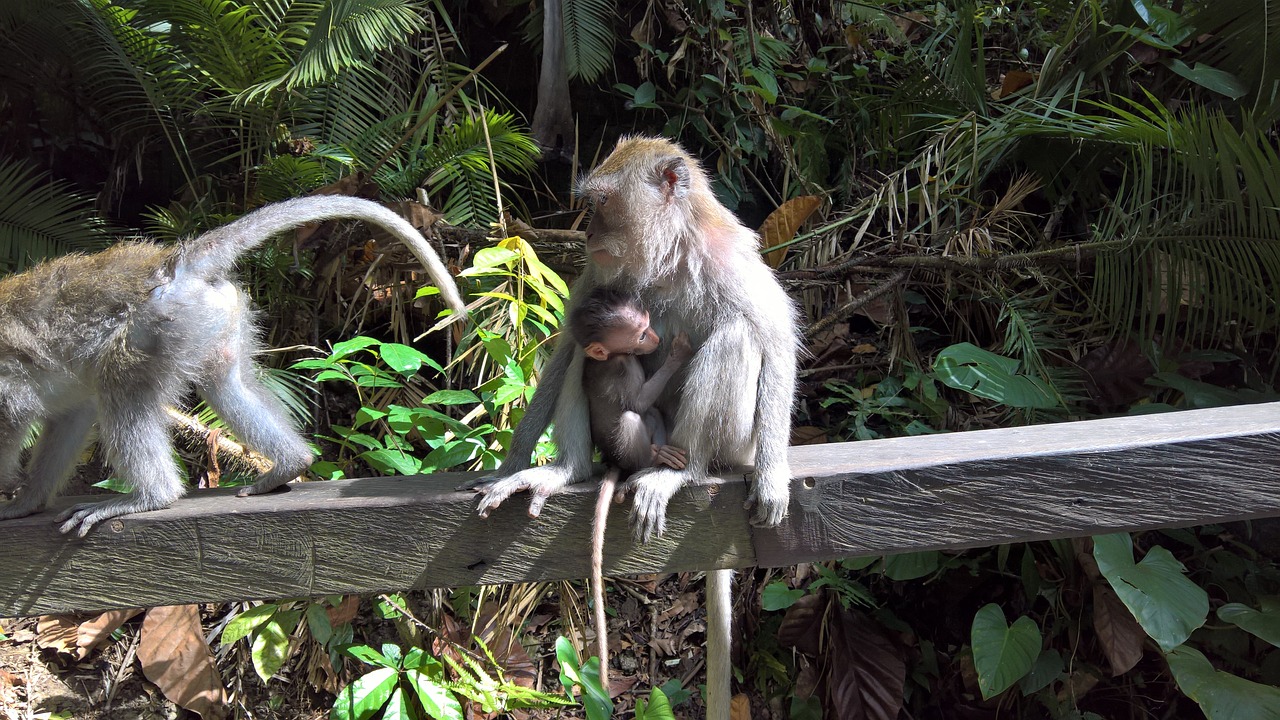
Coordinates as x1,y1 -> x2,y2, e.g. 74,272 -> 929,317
0,197 -> 465,536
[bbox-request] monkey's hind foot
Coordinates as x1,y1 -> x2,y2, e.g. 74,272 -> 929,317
55,494 -> 176,537
0,496 -> 45,523
744,469 -> 790,528
622,467 -> 685,543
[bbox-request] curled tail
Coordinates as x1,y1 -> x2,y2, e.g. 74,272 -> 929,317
592,467 -> 620,692
178,196 -> 466,320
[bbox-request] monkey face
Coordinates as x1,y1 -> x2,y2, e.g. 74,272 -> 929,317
594,309 -> 659,358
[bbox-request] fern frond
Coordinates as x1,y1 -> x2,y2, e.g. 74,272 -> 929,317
0,159 -> 109,272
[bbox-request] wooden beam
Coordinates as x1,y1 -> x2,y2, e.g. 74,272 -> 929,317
2,402 -> 1278,617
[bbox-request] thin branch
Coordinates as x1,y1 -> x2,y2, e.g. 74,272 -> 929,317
805,270 -> 908,339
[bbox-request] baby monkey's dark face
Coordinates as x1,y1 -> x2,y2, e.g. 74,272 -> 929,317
584,306 -> 660,362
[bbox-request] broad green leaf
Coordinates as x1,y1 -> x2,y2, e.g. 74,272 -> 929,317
381,687 -> 411,720
1167,60 -> 1247,99
423,389 -> 481,406
330,336 -> 380,360
306,603 -> 334,647
422,441 -> 480,472
310,461 -> 345,481
1166,645 -> 1280,719
379,343 -> 442,376
971,603 -> 1041,699
882,551 -> 939,581
632,81 -> 657,106
406,669 -> 464,719
555,636 -> 583,690
761,582 -> 805,611
374,595 -> 406,619
353,407 -> 387,429
637,686 -> 675,720
1093,534 -> 1207,652
1019,648 -> 1063,695
314,369 -> 352,383
579,656 -> 614,720
330,667 -> 398,720
221,603 -> 278,646
251,609 -> 301,682
1217,601 -> 1280,648
380,643 -> 403,668
359,448 -> 421,476
470,246 -> 522,268
933,343 -> 1059,409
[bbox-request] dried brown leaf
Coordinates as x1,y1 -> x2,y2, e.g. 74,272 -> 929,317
996,70 -> 1035,99
760,196 -> 822,268
826,607 -> 905,720
776,591 -> 828,657
1093,584 -> 1144,676
137,605 -> 228,720
35,616 -> 79,655
76,608 -> 143,659
326,596 -> 360,627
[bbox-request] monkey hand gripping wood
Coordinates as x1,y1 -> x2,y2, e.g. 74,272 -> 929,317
0,196 -> 467,536
466,135 -> 801,541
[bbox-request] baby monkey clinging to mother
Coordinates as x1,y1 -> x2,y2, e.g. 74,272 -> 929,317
567,283 -> 692,692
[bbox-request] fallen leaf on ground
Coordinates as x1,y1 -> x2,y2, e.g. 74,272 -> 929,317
138,605 -> 227,719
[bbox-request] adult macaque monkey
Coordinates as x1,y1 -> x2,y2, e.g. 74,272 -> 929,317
469,136 -> 801,719
0,196 -> 466,536
567,284 -> 692,689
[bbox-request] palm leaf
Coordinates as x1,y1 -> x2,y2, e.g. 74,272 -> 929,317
238,0 -> 428,101
0,159 -> 109,272
562,0 -> 616,81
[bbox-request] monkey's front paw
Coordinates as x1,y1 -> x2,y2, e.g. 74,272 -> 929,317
624,468 -> 684,543
744,470 -> 791,528
473,466 -> 575,519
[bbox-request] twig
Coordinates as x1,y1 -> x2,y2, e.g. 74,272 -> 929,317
165,408 -> 273,473
805,270 -> 909,339
103,625 -> 142,711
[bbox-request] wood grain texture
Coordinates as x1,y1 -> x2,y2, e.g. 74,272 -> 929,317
2,402 -> 1278,617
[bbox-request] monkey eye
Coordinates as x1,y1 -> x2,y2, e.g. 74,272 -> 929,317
596,193 -> 609,207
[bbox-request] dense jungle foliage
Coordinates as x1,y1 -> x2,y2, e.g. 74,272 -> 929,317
2,0 -> 1279,718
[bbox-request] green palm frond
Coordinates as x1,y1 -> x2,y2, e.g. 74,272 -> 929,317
522,0 -> 616,83
563,0 -> 616,81
390,111 -> 539,227
238,0 -> 428,101
0,159 -> 109,273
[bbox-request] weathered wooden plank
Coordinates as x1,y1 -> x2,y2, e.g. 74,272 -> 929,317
0,472 -> 754,617
1,402 -> 1277,617
755,401 -> 1280,565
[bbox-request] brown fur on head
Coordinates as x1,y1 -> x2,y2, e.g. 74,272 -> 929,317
567,285 -> 660,361
577,136 -> 756,292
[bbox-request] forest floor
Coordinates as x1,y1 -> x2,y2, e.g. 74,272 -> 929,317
0,569 -> 728,720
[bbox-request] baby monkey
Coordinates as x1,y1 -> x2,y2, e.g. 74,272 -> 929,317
567,285 -> 692,690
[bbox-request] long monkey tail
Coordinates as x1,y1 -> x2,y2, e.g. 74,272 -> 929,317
592,467 -> 621,693
706,568 -> 733,720
176,196 -> 467,320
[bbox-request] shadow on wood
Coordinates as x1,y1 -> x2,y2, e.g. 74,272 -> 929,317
2,402 -> 1279,617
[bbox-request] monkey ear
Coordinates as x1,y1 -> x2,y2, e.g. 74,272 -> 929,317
655,156 -> 692,199
584,342 -> 611,362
